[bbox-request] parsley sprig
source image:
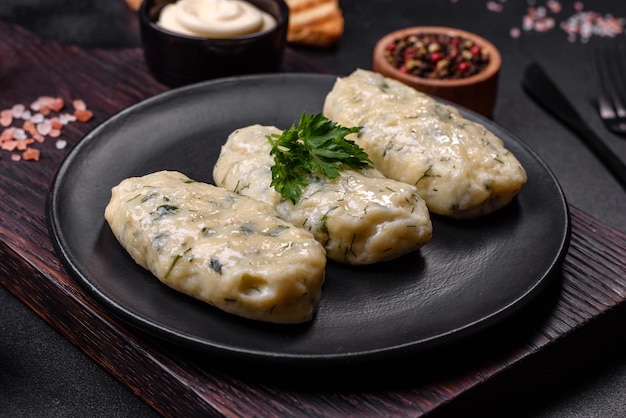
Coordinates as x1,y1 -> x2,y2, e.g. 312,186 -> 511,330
268,113 -> 371,204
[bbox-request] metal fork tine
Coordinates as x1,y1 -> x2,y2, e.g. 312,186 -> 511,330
591,44 -> 626,136
592,47 -> 616,120
605,46 -> 626,118
613,47 -> 626,117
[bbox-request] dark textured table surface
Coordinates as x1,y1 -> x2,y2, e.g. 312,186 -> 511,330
1,1 -> 625,417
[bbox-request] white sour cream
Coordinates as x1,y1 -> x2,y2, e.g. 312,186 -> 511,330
157,0 -> 276,38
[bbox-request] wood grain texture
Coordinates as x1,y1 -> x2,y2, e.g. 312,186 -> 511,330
1,16 -> 626,417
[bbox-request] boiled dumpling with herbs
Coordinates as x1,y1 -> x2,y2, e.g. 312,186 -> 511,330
104,170 -> 326,324
323,69 -> 527,218
212,123 -> 432,265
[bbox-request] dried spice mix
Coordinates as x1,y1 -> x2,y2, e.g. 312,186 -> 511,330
383,33 -> 490,80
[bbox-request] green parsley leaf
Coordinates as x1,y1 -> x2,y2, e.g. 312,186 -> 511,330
268,113 -> 371,204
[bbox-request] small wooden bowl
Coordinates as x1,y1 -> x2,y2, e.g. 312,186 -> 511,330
373,26 -> 501,118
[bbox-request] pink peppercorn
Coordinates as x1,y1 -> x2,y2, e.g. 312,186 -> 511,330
430,52 -> 443,62
458,61 -> 471,73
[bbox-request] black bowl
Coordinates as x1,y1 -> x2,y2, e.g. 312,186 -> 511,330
139,0 -> 289,86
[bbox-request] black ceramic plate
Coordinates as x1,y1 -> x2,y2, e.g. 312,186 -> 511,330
47,74 -> 570,366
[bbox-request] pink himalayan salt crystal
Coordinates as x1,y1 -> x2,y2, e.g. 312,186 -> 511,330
72,99 -> 86,111
547,0 -> 561,14
0,110 -> 12,127
487,1 -> 503,12
36,120 -> 52,136
11,104 -> 25,118
31,112 -> 44,124
13,129 -> 27,140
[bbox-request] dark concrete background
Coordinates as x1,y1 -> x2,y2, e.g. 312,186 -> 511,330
1,1 -> 625,416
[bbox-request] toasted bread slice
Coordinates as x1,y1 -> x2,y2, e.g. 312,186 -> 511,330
285,0 -> 344,48
125,0 -> 142,10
